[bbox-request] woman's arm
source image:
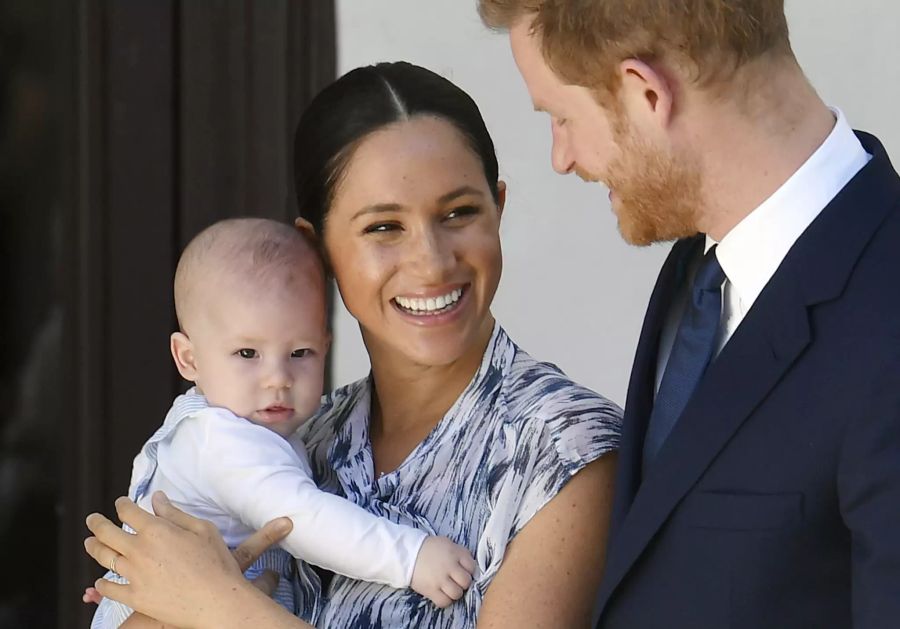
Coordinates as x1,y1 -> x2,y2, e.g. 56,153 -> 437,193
85,492 -> 313,629
119,612 -> 170,628
477,454 -> 616,629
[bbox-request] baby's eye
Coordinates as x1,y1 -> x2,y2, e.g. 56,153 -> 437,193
236,348 -> 258,359
291,348 -> 311,358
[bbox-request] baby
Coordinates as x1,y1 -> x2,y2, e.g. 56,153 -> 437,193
91,218 -> 475,627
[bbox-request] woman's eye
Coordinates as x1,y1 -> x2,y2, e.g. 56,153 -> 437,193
236,348 -> 258,359
445,205 -> 480,221
363,222 -> 401,235
291,348 -> 311,358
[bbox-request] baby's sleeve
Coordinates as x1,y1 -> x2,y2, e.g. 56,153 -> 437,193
176,410 -> 427,589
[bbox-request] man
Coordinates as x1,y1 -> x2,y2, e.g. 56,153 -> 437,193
480,1 -> 900,627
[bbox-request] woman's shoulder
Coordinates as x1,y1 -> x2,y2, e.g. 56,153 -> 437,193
487,338 -> 623,470
502,341 -> 623,427
476,335 -> 621,538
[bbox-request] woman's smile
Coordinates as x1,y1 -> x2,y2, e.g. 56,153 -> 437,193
392,284 -> 468,323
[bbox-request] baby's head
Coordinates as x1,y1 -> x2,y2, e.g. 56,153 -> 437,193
170,217 -> 329,437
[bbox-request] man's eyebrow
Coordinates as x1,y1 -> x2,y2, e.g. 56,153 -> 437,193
533,103 -> 546,113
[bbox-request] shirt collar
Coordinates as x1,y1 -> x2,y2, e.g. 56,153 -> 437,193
706,107 -> 870,310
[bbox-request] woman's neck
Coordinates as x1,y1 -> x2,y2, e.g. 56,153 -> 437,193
366,318 -> 495,437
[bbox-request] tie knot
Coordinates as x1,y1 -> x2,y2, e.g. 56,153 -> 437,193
694,245 -> 725,293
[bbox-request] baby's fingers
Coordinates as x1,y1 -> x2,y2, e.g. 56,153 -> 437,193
450,565 -> 473,590
82,586 -> 103,605
458,553 -> 477,575
440,579 -> 465,602
429,590 -> 454,609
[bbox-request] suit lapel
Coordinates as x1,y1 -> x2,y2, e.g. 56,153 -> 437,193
599,272 -> 812,608
597,131 -> 900,614
610,236 -> 703,531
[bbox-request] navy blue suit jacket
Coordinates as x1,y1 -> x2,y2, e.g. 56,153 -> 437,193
595,132 -> 900,629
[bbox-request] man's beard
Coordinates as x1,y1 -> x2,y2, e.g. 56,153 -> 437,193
599,125 -> 704,246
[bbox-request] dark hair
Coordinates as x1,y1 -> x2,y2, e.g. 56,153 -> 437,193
293,62 -> 500,236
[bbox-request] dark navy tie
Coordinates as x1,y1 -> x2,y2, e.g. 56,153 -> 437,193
642,245 -> 726,471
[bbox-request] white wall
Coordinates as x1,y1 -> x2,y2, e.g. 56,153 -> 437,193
332,0 -> 900,405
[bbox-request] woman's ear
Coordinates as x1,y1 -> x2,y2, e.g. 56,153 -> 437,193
170,332 -> 199,382
496,180 -> 508,218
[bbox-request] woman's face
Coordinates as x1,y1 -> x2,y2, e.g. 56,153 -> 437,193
323,115 -> 504,368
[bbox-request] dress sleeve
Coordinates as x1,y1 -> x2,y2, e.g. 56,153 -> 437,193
509,389 -> 622,538
170,410 -> 427,589
474,378 -> 621,584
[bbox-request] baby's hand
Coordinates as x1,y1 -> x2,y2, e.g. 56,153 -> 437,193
410,535 -> 476,608
82,586 -> 103,605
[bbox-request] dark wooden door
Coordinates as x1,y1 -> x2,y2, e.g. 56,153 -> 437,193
0,2 -> 335,626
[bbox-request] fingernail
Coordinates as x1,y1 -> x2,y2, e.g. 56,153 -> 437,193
275,517 -> 292,533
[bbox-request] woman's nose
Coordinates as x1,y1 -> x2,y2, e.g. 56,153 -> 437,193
409,227 -> 455,280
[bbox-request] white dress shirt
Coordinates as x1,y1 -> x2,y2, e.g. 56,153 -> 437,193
656,108 -> 871,393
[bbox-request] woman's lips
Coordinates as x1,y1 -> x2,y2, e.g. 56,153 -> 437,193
391,284 -> 469,320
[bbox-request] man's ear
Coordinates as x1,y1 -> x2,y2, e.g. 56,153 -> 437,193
496,180 -> 507,218
170,332 -> 199,382
617,58 -> 675,133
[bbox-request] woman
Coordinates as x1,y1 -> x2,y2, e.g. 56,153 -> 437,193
85,62 -> 621,628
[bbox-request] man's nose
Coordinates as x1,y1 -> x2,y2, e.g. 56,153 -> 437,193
550,122 -> 575,175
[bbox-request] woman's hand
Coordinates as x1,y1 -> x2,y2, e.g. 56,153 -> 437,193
84,491 -> 294,628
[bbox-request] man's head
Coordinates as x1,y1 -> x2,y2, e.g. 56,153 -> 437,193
481,0 -> 800,245
479,0 -> 792,96
170,218 -> 329,437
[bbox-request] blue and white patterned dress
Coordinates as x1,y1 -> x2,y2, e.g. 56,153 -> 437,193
295,324 -> 622,627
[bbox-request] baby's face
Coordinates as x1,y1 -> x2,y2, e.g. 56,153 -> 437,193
188,281 -> 328,437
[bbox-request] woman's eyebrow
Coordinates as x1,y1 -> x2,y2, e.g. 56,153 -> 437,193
351,202 -> 404,221
351,186 -> 484,220
437,186 -> 484,204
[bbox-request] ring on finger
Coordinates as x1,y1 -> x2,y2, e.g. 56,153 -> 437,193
110,553 -> 120,575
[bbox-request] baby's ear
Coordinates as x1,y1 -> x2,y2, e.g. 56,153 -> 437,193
294,217 -> 317,240
170,332 -> 198,381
